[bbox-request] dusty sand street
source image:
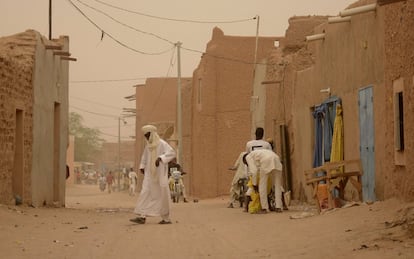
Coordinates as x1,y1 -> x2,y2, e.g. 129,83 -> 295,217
0,184 -> 413,259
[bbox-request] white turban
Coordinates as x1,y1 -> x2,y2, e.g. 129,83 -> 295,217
141,124 -> 160,182
142,125 -> 157,134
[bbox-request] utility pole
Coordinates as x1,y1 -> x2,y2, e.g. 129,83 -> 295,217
176,42 -> 183,165
253,15 -> 260,76
49,0 -> 52,40
117,116 -> 121,191
251,15 -> 260,135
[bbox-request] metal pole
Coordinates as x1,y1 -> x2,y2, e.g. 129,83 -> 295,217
118,117 -> 121,191
253,15 -> 260,75
176,42 -> 183,165
251,15 -> 260,135
49,0 -> 52,40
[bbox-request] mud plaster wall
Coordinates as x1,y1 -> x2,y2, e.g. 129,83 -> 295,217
0,30 -> 69,206
383,0 -> 414,201
267,5 -> 386,202
191,28 -> 277,198
0,32 -> 35,205
31,32 -> 69,207
265,17 -> 329,199
134,77 -> 192,191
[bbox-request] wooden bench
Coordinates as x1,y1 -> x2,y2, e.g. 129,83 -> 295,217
305,159 -> 363,213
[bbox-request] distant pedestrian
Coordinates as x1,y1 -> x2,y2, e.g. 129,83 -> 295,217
106,171 -> 114,193
128,168 -> 138,196
130,125 -> 176,225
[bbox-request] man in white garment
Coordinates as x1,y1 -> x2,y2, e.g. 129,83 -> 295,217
130,125 -> 176,224
245,148 -> 283,213
128,168 -> 138,196
246,127 -> 272,153
227,151 -> 248,208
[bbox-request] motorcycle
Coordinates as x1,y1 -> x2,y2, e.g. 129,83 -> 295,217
98,176 -> 106,192
236,177 -> 248,208
170,170 -> 183,203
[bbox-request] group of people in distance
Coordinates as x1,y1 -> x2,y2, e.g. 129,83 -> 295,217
228,127 -> 287,214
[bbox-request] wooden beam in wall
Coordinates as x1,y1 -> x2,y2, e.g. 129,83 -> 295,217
378,0 -> 406,5
45,45 -> 62,50
60,57 -> 77,62
53,51 -> 71,56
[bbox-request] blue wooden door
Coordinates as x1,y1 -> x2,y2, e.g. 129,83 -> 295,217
358,86 -> 376,201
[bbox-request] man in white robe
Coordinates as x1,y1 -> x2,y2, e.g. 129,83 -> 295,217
130,125 -> 176,224
245,127 -> 272,153
245,149 -> 283,213
227,151 -> 248,208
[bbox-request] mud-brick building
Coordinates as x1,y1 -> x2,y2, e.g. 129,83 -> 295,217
0,30 -> 71,206
189,28 -> 278,198
264,0 -> 414,203
134,77 -> 192,191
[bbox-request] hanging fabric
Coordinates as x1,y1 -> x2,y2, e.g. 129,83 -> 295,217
312,96 -> 341,168
330,103 -> 344,164
312,106 -> 324,168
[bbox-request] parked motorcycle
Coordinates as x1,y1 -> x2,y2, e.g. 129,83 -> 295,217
236,177 -> 248,207
170,170 -> 183,203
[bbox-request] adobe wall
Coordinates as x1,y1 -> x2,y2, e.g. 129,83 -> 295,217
134,77 -> 192,191
0,32 -> 35,205
382,0 -> 414,201
266,3 -> 387,202
0,30 -> 69,206
31,32 -> 69,206
265,15 -> 329,156
191,27 -> 278,198
93,141 -> 136,173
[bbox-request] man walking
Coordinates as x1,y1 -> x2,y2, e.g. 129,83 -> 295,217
130,125 -> 176,224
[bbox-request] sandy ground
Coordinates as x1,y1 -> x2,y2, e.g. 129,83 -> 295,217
0,184 -> 413,259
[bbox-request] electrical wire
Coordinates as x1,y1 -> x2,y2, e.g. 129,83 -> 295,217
67,0 -> 273,83
181,46 -> 269,66
70,105 -> 119,118
147,46 -> 177,119
75,0 -> 175,45
70,95 -> 123,110
93,0 -> 256,24
67,0 -> 175,55
70,77 -> 146,83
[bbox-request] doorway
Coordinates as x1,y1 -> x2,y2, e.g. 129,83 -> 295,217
358,86 -> 376,201
53,102 -> 61,202
13,109 -> 24,202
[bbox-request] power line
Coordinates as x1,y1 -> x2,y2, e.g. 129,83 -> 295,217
70,77 -> 146,83
75,0 -> 175,45
67,0 -> 272,82
67,0 -> 175,55
70,95 -> 124,110
181,46 -> 269,66
93,0 -> 256,24
70,105 -> 119,118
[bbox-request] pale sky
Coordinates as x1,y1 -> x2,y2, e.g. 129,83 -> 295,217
0,0 -> 356,142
